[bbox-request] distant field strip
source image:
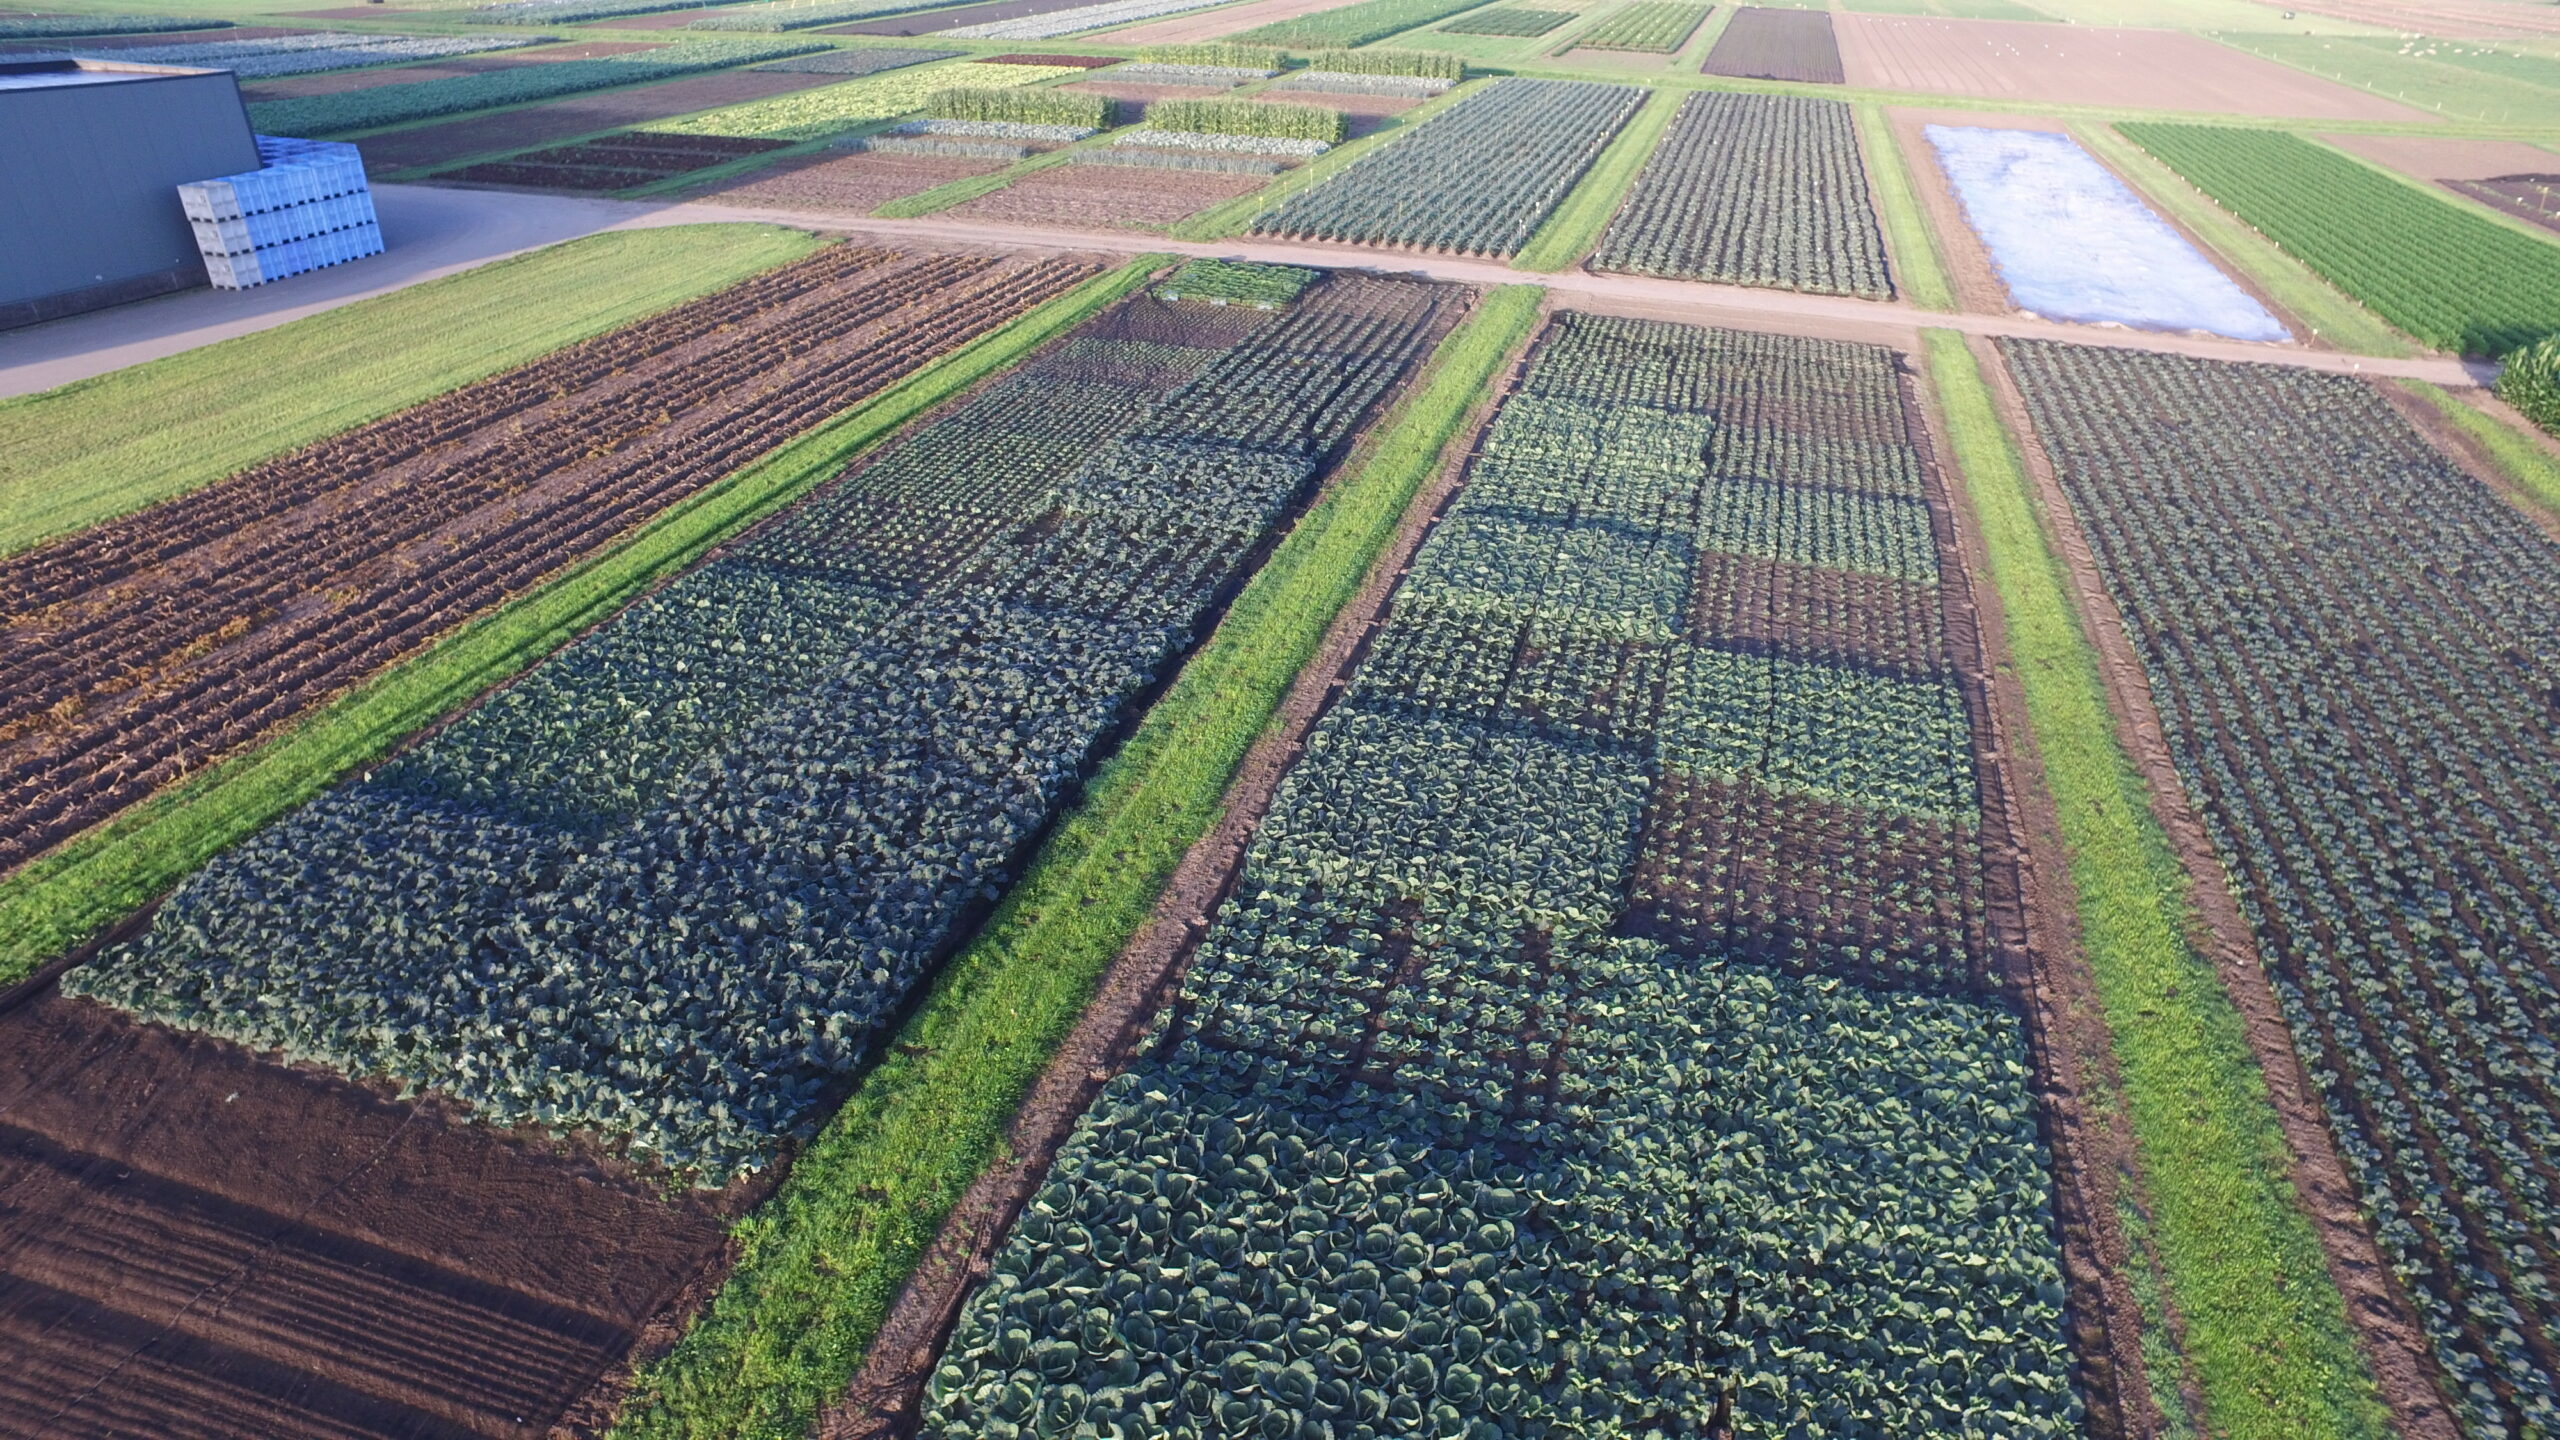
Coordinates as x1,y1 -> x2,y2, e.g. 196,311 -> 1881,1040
75,32 -> 541,79
1574,1 -> 1711,50
642,59 -> 1076,139
0,225 -> 820,557
1439,4 -> 1574,33
246,40 -> 826,136
2006,338 -> 2560,1440
1252,77 -> 1645,256
1237,0 -> 1488,48
917,309 -> 2080,1438
2121,123 -> 2560,355
1592,91 -> 1890,298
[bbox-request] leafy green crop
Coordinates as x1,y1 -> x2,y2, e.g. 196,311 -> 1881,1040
1438,4 -> 1574,33
1573,1 -> 1709,50
1158,259 -> 1319,309
2120,123 -> 2560,355
1240,0 -> 1488,49
246,40 -> 828,137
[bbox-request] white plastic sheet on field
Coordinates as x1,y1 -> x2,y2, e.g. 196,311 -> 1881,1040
1926,124 -> 2290,344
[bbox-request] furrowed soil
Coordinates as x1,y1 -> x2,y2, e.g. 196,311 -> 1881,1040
1973,339 -> 2464,1440
814,286 -> 1500,1440
353,72 -> 840,173
238,45 -> 669,102
2320,132 -> 2560,182
0,985 -> 736,1440
1836,16 -> 2430,119
0,246 -> 1106,882
695,151 -> 1013,210
942,166 -> 1270,229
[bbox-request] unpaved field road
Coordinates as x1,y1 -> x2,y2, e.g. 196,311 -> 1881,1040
0,246 -> 1103,880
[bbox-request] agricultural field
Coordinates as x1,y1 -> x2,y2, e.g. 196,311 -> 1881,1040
1573,0 -> 1712,50
65,270 -> 1462,1183
0,245 -> 1094,881
1438,3 -> 1575,33
1251,78 -> 1645,255
945,162 -> 1274,227
2122,123 -> 2560,354
2001,337 -> 2560,1440
439,130 -> 788,188
246,39 -> 827,136
916,309 -> 2079,1439
2451,172 -> 2560,237
641,59 -> 1082,140
1590,91 -> 1892,298
1702,6 -> 1845,83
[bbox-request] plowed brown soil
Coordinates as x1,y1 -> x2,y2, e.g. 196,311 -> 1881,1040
0,986 -> 734,1440
353,71 -> 838,173
696,150 -> 1009,210
942,165 -> 1266,229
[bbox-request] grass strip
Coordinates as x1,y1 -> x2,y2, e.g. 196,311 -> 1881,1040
607,284 -> 1546,1440
1853,99 -> 1953,311
1921,328 -> 2391,1440
0,224 -> 822,559
1511,83 -> 1677,273
2068,123 -> 2411,357
1168,76 -> 1490,240
2399,378 -> 2560,521
0,258 -> 1163,984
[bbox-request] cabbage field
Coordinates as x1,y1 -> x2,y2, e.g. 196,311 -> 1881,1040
917,313 -> 2078,1439
2003,339 -> 2560,1440
1592,91 -> 1892,298
69,272 -> 1463,1182
1251,79 -> 1645,256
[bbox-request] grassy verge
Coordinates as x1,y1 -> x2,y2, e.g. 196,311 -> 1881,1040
607,285 -> 1547,1440
1921,328 -> 2390,1440
0,259 -> 1164,984
1510,83 -> 1675,272
1167,76 -> 1490,241
2069,124 -> 2413,357
0,224 -> 822,558
2399,378 -> 2560,521
1854,99 -> 1954,311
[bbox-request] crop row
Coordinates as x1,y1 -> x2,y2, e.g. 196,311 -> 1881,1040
246,38 -> 825,137
0,248 -> 1088,879
1592,90 -> 1891,299
1252,78 -> 1644,257
103,31 -> 539,80
2002,338 -> 2560,1440
70,272 -> 1461,1181
1701,5 -> 1842,84
642,59 -> 1076,141
943,0 -> 1239,38
2120,124 -> 2560,356
1573,1 -> 1711,51
1439,5 -> 1575,35
0,11 -> 217,34
919,311 -> 2075,1439
1240,0 -> 1492,49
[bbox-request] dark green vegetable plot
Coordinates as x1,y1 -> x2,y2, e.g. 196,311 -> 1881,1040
69,272 -> 1462,1183
918,313 -> 2079,1438
2120,123 -> 2560,355
1574,1 -> 1711,51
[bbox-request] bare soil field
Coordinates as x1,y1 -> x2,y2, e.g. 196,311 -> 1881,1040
0,247 -> 1107,878
1255,87 -> 1423,122
942,165 -> 1266,229
2268,0 -> 2560,37
1061,79 -> 1230,111
353,71 -> 838,173
440,133 -> 791,191
1835,15 -> 2431,119
1104,0 -> 1345,41
237,45 -> 668,102
2322,131 -> 2560,182
0,985 -> 735,1440
1703,7 -> 1843,83
696,149 -> 1010,210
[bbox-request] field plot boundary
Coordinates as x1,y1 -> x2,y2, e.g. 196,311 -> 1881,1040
600,283 -> 1539,1440
1856,99 -> 1955,309
1949,331 -> 2441,1440
0,258 -> 1161,985
1510,83 -> 1680,271
2392,377 -> 2560,529
1170,76 -> 1494,240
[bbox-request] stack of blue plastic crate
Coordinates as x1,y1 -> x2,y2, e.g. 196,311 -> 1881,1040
177,136 -> 385,290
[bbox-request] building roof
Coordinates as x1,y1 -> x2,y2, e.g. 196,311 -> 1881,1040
0,56 -> 221,92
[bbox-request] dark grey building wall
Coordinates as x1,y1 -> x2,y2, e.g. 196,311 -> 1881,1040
0,66 -> 262,329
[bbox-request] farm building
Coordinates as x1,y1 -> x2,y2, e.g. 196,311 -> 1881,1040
0,57 -> 261,329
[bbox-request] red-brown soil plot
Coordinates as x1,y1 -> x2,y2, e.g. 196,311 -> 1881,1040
2321,132 -> 2559,181
352,70 -> 837,173
699,149 -> 1011,209
942,164 -> 1267,229
439,131 -> 789,190
0,245 -> 1105,880
1702,7 -> 1842,83
1836,16 -> 2430,118
0,985 -> 733,1440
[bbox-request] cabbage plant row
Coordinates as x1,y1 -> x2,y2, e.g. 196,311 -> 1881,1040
69,271 -> 1462,1182
2003,339 -> 2560,1440
920,313 -> 2079,1439
1251,78 -> 1646,258
1592,91 -> 1893,300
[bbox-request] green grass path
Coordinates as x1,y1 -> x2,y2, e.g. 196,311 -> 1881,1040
606,285 -> 1546,1440
0,258 -> 1163,984
0,224 -> 822,558
1922,329 -> 2391,1440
